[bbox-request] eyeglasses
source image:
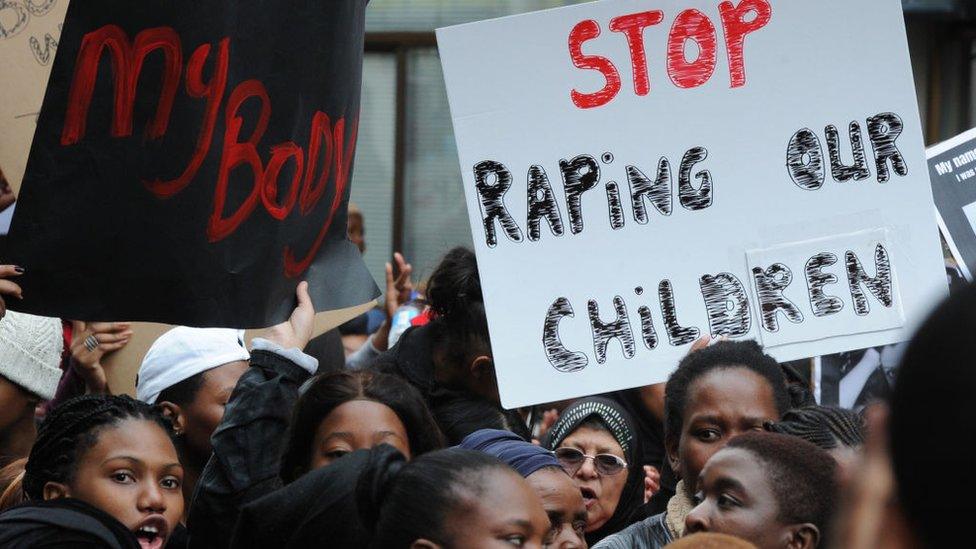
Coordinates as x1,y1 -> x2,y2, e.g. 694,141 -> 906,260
554,447 -> 628,476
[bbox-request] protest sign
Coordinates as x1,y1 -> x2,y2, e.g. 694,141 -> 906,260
928,127 -> 976,281
0,0 -> 68,195
437,0 -> 948,408
6,0 -> 379,328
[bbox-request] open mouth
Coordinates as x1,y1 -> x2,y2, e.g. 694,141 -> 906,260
133,519 -> 168,549
580,486 -> 597,508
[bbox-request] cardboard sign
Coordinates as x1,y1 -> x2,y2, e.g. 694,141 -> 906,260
0,0 -> 68,195
6,0 -> 379,328
103,300 -> 376,397
437,0 -> 948,408
928,127 -> 976,281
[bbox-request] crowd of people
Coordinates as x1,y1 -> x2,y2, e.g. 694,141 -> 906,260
0,213 -> 972,548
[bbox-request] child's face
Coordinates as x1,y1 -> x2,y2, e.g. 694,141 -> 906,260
47,418 -> 184,549
685,447 -> 796,549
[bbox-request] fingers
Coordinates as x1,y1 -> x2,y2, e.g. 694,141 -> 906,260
96,340 -> 130,353
90,330 -> 133,344
690,334 -> 711,353
0,279 -> 23,299
384,261 -> 395,290
0,265 -> 25,278
393,252 -> 409,272
295,281 -> 312,312
87,321 -> 131,334
394,264 -> 412,288
644,465 -> 661,481
392,252 -> 413,292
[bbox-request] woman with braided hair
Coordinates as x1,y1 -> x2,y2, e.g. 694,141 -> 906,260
768,405 -> 864,472
0,394 -> 184,548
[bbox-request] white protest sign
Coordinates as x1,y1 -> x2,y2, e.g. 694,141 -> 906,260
0,0 -> 68,195
437,0 -> 948,408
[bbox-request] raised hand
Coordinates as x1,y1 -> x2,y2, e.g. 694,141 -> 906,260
384,252 -> 414,320
266,281 -> 315,350
0,264 -> 24,319
70,320 -> 133,394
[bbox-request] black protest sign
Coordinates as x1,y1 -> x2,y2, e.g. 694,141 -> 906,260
929,128 -> 976,281
7,0 -> 379,328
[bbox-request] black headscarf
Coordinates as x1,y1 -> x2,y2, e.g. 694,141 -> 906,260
543,396 -> 646,546
229,449 -> 372,549
0,498 -> 140,549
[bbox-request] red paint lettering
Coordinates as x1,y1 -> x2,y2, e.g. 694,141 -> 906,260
208,79 -> 270,243
609,10 -> 664,97
61,25 -> 182,145
667,9 -> 718,89
58,25 -> 362,281
299,111 -> 333,215
284,116 -> 358,278
569,20 -> 621,109
144,38 -> 230,198
719,0 -> 771,88
262,142 -> 304,221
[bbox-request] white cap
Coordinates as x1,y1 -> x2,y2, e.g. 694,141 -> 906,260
137,327 -> 249,404
0,311 -> 64,400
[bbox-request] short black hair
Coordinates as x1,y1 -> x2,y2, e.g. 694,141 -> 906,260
280,371 -> 445,483
356,445 -> 514,547
432,393 -> 531,445
727,432 -> 837,536
155,370 -> 208,407
769,405 -> 864,450
891,282 -> 976,548
664,340 -> 790,443
23,395 -> 173,500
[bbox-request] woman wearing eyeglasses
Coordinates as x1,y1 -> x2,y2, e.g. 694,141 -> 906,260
543,397 -> 646,546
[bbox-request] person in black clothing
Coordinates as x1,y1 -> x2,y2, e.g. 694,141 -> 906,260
186,282 -> 320,549
0,498 -> 142,549
278,369 -> 444,484
889,281 -> 976,549
373,247 -> 499,410
357,445 -> 551,548
10,394 -> 183,549
229,449 -> 375,549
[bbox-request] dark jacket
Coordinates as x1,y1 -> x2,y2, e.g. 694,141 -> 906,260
229,449 -> 373,549
591,512 -> 673,549
0,498 -> 140,549
186,349 -> 313,549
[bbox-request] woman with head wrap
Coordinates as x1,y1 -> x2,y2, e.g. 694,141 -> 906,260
543,397 -> 645,546
459,429 -> 588,548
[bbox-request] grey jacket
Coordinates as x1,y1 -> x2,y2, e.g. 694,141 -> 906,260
592,512 -> 674,549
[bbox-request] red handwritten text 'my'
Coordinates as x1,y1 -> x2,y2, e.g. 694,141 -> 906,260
59,25 -> 357,278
